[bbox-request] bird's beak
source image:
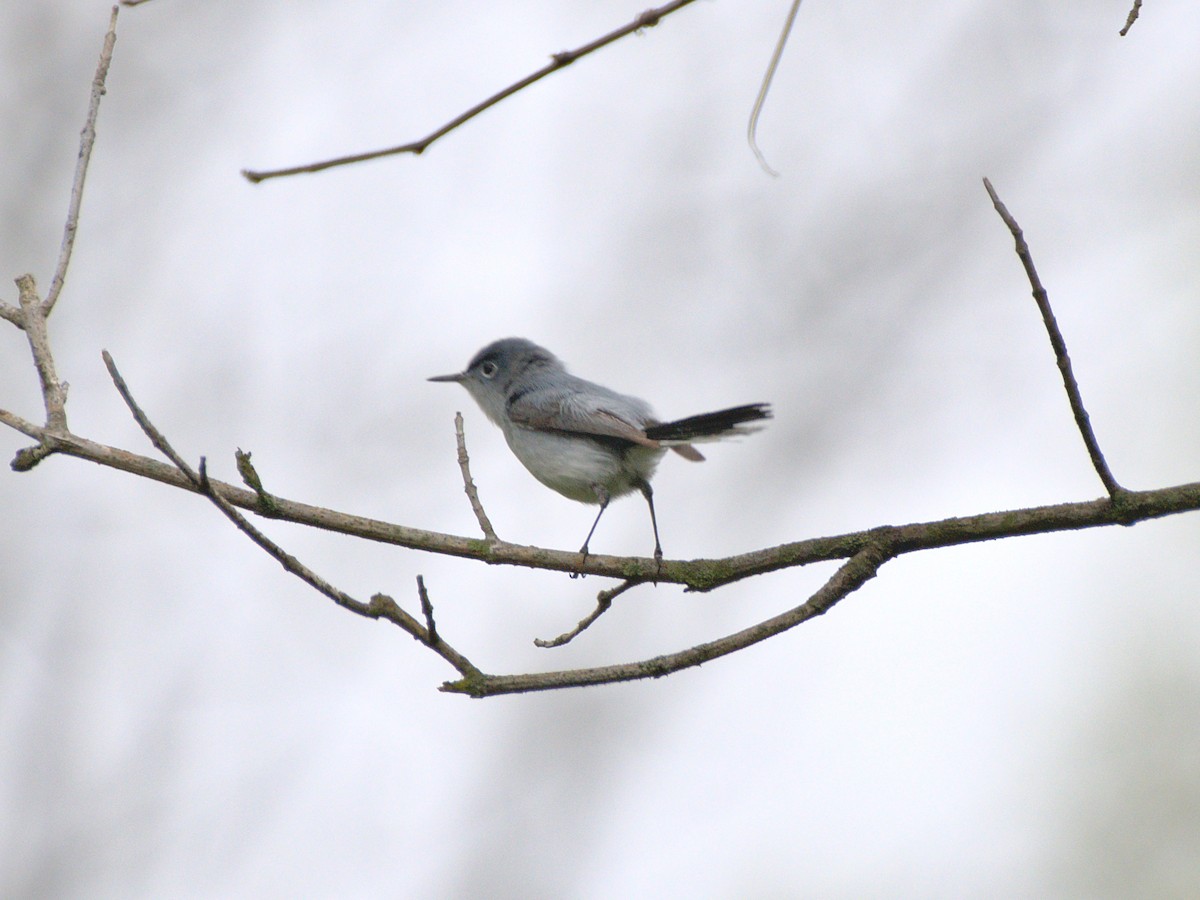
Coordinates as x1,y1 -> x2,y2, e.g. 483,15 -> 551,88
427,372 -> 466,383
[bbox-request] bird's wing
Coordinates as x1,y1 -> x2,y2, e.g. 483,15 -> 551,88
506,386 -> 660,448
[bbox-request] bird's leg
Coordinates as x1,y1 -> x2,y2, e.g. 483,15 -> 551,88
638,479 -> 663,583
572,486 -> 610,579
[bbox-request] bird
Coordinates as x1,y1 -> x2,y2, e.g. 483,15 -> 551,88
429,338 -> 771,572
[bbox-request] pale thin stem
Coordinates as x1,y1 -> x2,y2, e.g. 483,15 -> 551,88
453,412 -> 498,541
44,5 -> 119,316
748,0 -> 803,177
983,178 -> 1124,498
242,0 -> 699,183
17,277 -> 67,430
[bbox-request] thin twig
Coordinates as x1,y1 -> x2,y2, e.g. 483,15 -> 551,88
534,579 -> 641,648
748,0 -> 802,177
453,412 -> 498,541
100,350 -> 484,682
446,542 -> 893,696
417,575 -> 439,646
241,0 -> 699,183
1119,0 -> 1142,36
44,5 -> 119,316
983,178 -> 1124,498
12,364 -> 1200,696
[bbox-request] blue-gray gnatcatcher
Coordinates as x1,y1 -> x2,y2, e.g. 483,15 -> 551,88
429,338 -> 771,569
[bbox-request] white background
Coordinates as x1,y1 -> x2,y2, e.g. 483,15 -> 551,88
3,2 -> 1199,897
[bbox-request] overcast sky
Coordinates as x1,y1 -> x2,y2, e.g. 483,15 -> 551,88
3,2 -> 1200,897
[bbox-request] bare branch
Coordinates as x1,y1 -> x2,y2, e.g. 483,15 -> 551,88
6,0 -> 1198,701
44,5 -> 119,316
241,0 -> 699,183
18,277 -> 68,434
7,276 -> 70,470
983,178 -> 1124,499
445,542 -> 892,696
368,593 -> 483,681
13,356 -> 1200,696
101,350 -> 484,683
1120,0 -> 1143,36
102,350 -> 196,477
452,412 -> 498,541
1,6 -> 117,466
748,0 -> 803,177
6,390 -> 1200,581
534,579 -> 642,648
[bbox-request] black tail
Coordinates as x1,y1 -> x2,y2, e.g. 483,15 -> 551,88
645,403 -> 772,443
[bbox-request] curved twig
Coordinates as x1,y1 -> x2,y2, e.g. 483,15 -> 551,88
748,0 -> 803,177
534,579 -> 642,648
446,543 -> 893,696
242,0 -> 699,183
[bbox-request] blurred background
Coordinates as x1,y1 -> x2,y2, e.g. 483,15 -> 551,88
3,1 -> 1199,896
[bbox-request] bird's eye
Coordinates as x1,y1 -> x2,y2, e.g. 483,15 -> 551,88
480,361 -> 499,379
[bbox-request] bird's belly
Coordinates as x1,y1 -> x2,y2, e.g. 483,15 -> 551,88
505,428 -> 663,504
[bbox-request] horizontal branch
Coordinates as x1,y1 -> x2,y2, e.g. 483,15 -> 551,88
4,405 -> 1198,589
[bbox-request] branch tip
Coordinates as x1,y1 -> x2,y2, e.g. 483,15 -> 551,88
452,412 -> 499,541
535,579 -> 640,648
417,575 -> 439,645
44,4 -> 119,316
1119,0 -> 1142,36
983,178 -> 1123,498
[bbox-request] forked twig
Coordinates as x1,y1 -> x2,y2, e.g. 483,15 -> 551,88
100,350 -> 483,683
445,543 -> 894,696
241,0 -> 699,183
534,579 -> 642,648
983,178 -> 1124,499
16,278 -> 69,435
